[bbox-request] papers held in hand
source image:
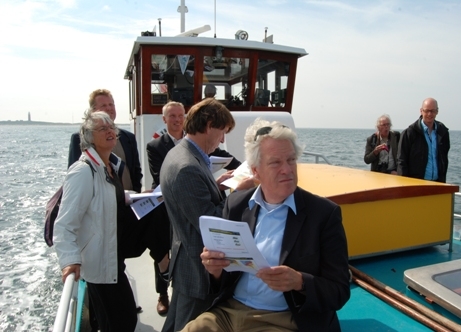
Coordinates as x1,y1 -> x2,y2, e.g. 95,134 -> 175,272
128,185 -> 163,220
199,216 -> 270,274
220,161 -> 252,190
209,156 -> 233,174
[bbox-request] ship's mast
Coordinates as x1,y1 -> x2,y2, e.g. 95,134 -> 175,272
177,0 -> 188,33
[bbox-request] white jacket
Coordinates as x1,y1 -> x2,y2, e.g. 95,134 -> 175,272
54,147 -> 122,284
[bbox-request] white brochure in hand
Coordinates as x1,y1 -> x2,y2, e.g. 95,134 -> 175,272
129,185 -> 164,220
209,156 -> 233,174
199,215 -> 270,274
220,161 -> 252,190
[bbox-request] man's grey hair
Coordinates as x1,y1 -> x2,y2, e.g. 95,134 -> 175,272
79,110 -> 118,151
244,118 -> 304,169
375,114 -> 392,129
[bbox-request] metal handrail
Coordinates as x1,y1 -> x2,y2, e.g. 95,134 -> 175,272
455,192 -> 461,219
302,151 -> 332,165
53,273 -> 76,332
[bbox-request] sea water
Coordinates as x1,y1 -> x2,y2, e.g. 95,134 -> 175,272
0,124 -> 460,331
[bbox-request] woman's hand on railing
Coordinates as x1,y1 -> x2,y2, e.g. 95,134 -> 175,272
61,264 -> 81,283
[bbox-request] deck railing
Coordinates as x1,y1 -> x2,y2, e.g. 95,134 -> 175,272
53,273 -> 77,332
454,192 -> 461,219
302,151 -> 332,165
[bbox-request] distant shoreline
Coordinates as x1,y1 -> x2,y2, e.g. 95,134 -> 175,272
0,120 -> 76,126
0,120 -> 130,126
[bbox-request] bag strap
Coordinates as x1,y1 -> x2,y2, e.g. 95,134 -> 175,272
83,159 -> 95,177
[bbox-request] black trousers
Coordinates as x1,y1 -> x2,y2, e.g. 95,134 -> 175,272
119,203 -> 171,295
86,204 -> 171,330
119,202 -> 171,262
154,262 -> 169,295
87,262 -> 137,332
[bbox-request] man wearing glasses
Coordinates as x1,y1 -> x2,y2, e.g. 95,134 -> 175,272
397,97 -> 450,183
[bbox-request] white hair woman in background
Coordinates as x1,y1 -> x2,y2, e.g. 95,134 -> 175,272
364,114 -> 400,174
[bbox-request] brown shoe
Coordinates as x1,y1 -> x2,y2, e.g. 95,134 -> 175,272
157,294 -> 169,316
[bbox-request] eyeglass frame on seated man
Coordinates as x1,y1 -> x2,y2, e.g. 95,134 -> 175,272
421,108 -> 439,114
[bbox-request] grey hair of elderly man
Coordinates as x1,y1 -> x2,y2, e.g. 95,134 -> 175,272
243,118 -> 304,169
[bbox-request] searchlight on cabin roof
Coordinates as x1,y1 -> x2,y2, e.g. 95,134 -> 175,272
235,30 -> 249,40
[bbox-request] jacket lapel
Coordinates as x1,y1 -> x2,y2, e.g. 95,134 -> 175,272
163,134 -> 175,151
279,188 -> 307,265
242,203 -> 259,234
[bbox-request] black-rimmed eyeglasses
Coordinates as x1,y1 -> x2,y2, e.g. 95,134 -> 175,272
422,109 -> 439,115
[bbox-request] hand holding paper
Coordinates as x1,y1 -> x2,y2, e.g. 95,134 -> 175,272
200,247 -> 230,280
220,161 -> 253,190
209,156 -> 233,174
199,215 -> 270,274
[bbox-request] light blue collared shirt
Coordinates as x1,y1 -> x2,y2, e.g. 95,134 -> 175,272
421,120 -> 438,181
233,185 -> 297,311
185,137 -> 211,170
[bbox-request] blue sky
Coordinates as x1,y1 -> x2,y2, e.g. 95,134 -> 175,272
0,0 -> 459,130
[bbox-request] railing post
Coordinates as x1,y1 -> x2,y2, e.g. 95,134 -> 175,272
53,273 -> 76,332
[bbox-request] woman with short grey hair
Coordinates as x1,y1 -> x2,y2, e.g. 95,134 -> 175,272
54,110 -> 138,331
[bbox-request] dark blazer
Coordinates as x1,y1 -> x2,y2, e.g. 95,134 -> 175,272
68,129 -> 143,193
398,117 -> 450,183
364,131 -> 400,172
211,187 -> 350,331
147,132 -> 241,188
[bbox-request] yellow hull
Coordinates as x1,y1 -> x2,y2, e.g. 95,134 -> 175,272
297,164 -> 459,258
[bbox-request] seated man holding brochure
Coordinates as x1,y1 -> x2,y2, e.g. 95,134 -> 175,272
183,118 -> 351,332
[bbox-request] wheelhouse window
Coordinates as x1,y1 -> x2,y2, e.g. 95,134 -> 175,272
151,54 -> 195,106
203,55 -> 250,107
254,59 -> 290,107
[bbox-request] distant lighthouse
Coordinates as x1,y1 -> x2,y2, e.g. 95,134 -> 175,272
28,112 -> 31,122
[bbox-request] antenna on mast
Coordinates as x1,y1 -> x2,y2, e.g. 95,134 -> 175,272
214,0 -> 216,38
177,0 -> 188,33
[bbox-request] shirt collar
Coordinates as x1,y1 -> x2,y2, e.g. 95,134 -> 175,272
185,137 -> 211,169
167,131 -> 185,145
249,185 -> 297,214
421,119 -> 437,133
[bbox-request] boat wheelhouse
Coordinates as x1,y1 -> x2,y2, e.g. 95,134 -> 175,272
123,34 -> 307,189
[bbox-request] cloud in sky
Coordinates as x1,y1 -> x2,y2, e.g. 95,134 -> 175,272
0,0 -> 459,130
